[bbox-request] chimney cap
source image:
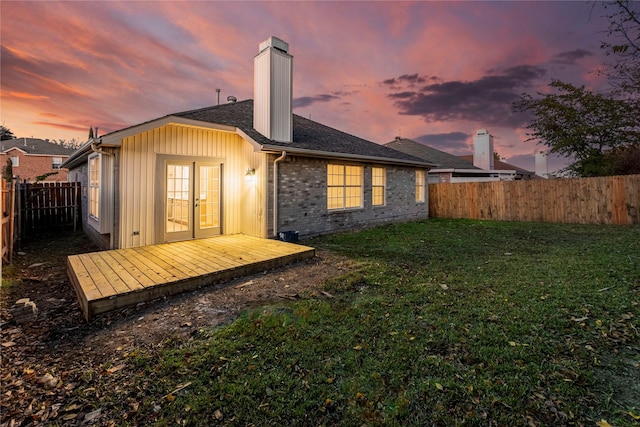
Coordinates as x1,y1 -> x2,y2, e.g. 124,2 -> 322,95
227,95 -> 237,103
259,36 -> 289,53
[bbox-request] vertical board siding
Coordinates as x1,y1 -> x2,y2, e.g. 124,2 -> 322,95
429,174 -> 640,225
119,124 -> 266,249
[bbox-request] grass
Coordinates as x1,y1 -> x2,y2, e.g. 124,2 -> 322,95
88,219 -> 640,426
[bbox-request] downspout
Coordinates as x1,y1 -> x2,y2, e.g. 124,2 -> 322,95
273,151 -> 287,238
91,139 -> 115,249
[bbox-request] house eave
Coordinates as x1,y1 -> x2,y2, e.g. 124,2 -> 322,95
260,144 -> 434,168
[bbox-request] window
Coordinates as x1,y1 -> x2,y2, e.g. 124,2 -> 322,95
89,154 -> 100,220
10,156 -> 19,167
327,164 -> 363,210
415,169 -> 425,202
52,157 -> 62,169
372,167 -> 385,206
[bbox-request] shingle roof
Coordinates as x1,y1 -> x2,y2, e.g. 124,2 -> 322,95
458,155 -> 534,175
384,138 -> 479,169
0,138 -> 74,156
174,100 -> 430,165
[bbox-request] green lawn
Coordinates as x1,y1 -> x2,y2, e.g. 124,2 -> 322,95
98,219 -> 640,426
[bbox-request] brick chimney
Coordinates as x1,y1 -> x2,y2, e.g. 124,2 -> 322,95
253,36 -> 293,143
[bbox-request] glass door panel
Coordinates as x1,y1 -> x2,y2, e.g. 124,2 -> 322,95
165,163 -> 192,241
196,163 -> 221,237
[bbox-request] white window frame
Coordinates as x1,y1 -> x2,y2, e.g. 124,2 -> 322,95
52,157 -> 63,169
88,154 -> 100,222
327,164 -> 363,211
10,156 -> 19,167
371,167 -> 386,206
415,169 -> 425,203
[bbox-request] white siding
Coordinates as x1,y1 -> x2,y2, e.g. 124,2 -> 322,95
118,124 -> 266,249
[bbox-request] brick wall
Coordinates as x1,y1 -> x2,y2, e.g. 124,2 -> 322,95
1,150 -> 69,182
272,155 -> 429,238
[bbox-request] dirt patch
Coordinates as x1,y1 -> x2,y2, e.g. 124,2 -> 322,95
0,232 -> 355,425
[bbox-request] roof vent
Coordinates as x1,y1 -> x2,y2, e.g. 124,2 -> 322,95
227,95 -> 237,103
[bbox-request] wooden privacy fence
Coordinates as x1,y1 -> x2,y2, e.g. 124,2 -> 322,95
19,181 -> 81,237
429,174 -> 640,225
2,179 -> 17,262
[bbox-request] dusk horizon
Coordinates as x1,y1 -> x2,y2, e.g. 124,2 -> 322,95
1,1 -> 615,173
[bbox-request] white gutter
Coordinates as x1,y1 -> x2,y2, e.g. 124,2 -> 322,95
273,151 -> 287,238
91,139 -> 116,250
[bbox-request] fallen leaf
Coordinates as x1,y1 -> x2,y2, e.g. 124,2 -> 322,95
439,284 -> 449,290
84,408 -> 102,422
353,345 -> 363,351
39,373 -> 59,388
435,383 -> 444,391
572,316 -> 589,322
214,409 -> 223,420
166,394 -> 176,402
1,342 -> 16,347
509,341 -> 517,347
627,411 -> 640,420
106,364 -> 125,374
595,420 -> 613,427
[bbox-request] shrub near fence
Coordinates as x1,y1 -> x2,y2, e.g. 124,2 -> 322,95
428,174 -> 640,225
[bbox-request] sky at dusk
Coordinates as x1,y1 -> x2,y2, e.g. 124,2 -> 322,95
1,1 -> 615,172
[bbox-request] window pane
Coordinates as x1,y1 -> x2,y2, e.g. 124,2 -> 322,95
415,170 -> 425,202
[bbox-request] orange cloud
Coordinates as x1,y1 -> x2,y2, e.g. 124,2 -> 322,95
31,121 -> 89,132
4,91 -> 49,100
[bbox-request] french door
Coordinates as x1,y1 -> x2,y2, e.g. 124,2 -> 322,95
164,161 -> 221,242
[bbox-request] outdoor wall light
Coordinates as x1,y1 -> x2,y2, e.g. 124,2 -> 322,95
245,168 -> 256,176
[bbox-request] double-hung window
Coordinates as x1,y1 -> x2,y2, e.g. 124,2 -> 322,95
415,169 -> 425,203
372,167 -> 385,206
88,154 -> 100,220
327,164 -> 363,210
52,157 -> 62,169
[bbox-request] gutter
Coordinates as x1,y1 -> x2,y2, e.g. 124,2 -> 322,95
260,144 -> 435,168
272,151 -> 287,238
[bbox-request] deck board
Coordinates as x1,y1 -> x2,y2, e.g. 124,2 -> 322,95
67,235 -> 315,320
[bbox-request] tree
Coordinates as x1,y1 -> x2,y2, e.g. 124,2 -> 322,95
2,158 -> 13,181
514,80 -> 640,177
599,0 -> 640,98
0,125 -> 15,141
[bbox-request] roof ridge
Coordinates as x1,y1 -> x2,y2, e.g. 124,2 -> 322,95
173,99 -> 252,117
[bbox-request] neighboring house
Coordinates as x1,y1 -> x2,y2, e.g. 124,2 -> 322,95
386,130 -> 537,183
458,155 -> 536,181
62,37 -> 433,250
0,137 -> 74,182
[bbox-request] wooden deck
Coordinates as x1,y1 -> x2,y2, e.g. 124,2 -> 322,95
67,235 -> 315,321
